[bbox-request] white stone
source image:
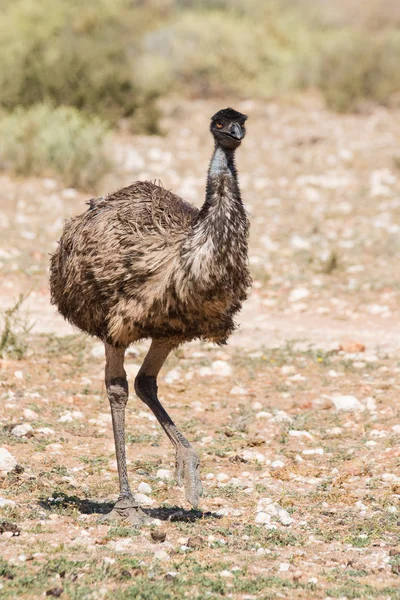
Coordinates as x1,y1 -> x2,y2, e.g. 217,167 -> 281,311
90,344 -> 104,359
220,570 -> 233,577
251,401 -> 263,410
23,409 -> 38,421
230,386 -> 248,396
290,235 -> 311,250
156,469 -> 172,480
364,396 -> 377,411
164,368 -> 182,384
271,460 -> 285,469
58,412 -> 73,423
138,482 -> 152,494
134,493 -> 154,506
279,563 -> 290,572
198,366 -> 213,377
257,497 -> 274,511
277,508 -> 294,526
289,430 -> 313,440
392,425 -> 400,434
289,287 -> 310,303
256,411 -> 270,419
0,497 -> 16,507
217,473 -> 229,483
382,473 -> 400,483
281,365 -> 295,375
302,448 -> 324,455
154,550 -> 170,561
124,364 -> 141,379
255,512 -> 271,524
330,395 -> 364,411
37,427 -> 55,436
261,235 -> 278,252
211,361 -> 232,377
11,423 -> 33,437
14,370 -> 23,380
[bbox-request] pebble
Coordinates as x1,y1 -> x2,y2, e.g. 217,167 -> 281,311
279,563 -> 290,572
255,512 -> 271,524
271,459 -> 285,468
134,493 -> 154,506
220,570 -> 233,577
90,344 -> 104,359
37,427 -> 55,436
289,430 -> 313,440
230,386 -> 249,396
58,411 -> 84,423
330,395 -> 364,411
154,550 -> 170,561
302,448 -> 324,455
11,423 -> 33,438
216,473 -> 229,483
257,499 -> 294,526
289,287 -> 310,302
138,482 -> 152,495
164,368 -> 182,384
0,448 -> 18,475
211,360 -> 232,377
156,469 -> 172,480
0,497 -> 16,507
23,409 -> 38,421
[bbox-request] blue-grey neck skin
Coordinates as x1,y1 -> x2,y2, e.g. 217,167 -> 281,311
203,143 -> 241,209
208,145 -> 235,177
179,138 -> 250,293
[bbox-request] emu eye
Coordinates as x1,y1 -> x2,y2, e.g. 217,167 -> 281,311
216,122 -> 223,129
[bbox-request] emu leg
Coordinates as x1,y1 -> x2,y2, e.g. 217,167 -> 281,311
101,344 -> 149,526
135,340 -> 203,509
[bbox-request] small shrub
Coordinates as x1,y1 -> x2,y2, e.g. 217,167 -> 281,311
0,104 -> 112,189
137,8 -> 311,98
309,30 -> 400,111
0,294 -> 33,360
0,0 -> 163,130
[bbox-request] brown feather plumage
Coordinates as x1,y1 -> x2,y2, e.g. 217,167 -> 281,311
50,122 -> 251,349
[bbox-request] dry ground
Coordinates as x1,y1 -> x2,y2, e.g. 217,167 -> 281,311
0,99 -> 400,599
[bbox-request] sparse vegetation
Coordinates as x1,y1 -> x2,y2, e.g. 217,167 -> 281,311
0,104 -> 112,189
0,294 -> 32,360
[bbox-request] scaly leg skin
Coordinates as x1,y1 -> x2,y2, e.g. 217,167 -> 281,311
100,344 -> 151,526
134,341 -> 203,508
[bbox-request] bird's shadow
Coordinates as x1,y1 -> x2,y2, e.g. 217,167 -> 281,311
39,493 -> 220,523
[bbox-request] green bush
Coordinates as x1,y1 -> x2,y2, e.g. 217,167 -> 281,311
137,8 -> 311,98
0,104 -> 112,189
310,30 -> 400,111
0,0 -> 399,123
0,0 -> 163,130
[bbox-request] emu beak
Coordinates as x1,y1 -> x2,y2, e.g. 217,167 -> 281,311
229,123 -> 244,140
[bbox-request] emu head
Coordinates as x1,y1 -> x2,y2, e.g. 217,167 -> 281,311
210,107 -> 248,150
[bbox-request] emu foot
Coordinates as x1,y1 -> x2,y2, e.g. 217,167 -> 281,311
175,446 -> 203,509
99,498 -> 150,527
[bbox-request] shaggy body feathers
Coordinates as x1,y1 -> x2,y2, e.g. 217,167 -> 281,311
50,154 -> 251,347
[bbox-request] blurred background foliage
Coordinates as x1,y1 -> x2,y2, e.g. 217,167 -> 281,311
0,0 -> 399,186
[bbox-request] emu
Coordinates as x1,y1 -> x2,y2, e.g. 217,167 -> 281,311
50,108 -> 251,525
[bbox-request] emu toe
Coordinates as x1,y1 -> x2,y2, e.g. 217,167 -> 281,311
99,498 -> 151,527
175,446 -> 203,509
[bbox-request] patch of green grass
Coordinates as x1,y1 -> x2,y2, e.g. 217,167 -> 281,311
0,294 -> 33,359
0,103 -> 112,190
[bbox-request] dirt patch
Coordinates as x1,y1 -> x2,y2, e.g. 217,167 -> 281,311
1,100 -> 400,598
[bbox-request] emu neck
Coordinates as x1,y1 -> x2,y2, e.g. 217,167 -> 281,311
204,144 -> 240,208
179,141 -> 249,291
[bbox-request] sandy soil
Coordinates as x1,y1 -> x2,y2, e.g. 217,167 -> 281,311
0,99 -> 400,599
